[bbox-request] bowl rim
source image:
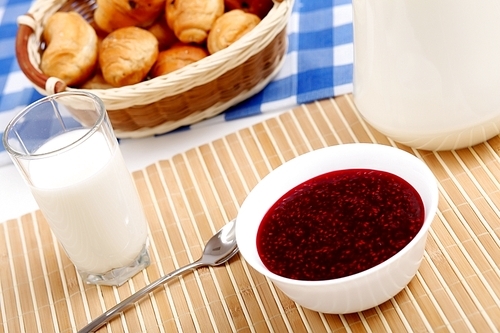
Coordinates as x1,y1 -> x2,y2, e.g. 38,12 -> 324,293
235,143 -> 439,286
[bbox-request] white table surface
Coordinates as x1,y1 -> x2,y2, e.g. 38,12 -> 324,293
0,111 -> 284,222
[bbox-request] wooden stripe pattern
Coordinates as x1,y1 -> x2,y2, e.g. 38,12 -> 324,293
1,94 -> 500,332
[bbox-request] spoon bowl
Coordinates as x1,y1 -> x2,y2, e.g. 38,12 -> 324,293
79,219 -> 238,332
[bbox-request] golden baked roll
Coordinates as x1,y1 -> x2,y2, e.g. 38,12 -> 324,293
40,11 -> 98,86
148,15 -> 178,50
207,9 -> 260,54
99,27 -> 159,87
151,43 -> 209,77
79,71 -> 114,89
224,0 -> 274,19
94,0 -> 166,33
166,0 -> 224,44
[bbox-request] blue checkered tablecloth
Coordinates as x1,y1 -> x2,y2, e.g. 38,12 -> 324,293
0,0 -> 353,164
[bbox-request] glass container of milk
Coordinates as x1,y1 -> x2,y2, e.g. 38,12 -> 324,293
3,92 -> 150,286
352,0 -> 500,150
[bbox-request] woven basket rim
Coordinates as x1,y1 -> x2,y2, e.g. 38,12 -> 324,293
113,49 -> 287,138
20,0 -> 294,110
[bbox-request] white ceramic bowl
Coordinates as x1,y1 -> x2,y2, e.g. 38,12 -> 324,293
236,143 -> 439,314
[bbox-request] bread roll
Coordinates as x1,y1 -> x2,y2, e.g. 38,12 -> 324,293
148,16 -> 178,50
224,0 -> 274,19
151,43 -> 209,77
166,0 -> 224,43
94,0 -> 165,33
99,27 -> 159,87
79,71 -> 114,89
207,9 -> 260,54
40,11 -> 98,86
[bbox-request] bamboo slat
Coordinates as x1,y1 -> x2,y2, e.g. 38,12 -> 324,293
1,94 -> 499,332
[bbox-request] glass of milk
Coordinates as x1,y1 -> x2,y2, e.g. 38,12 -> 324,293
352,0 -> 500,150
2,92 -> 150,286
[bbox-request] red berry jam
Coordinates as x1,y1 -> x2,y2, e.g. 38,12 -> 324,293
256,169 -> 424,281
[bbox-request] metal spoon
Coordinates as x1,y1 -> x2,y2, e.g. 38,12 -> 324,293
78,219 -> 239,333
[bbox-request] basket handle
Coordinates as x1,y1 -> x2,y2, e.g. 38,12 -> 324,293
15,14 -> 67,94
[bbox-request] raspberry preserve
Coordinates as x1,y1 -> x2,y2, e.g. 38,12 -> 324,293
256,169 -> 424,281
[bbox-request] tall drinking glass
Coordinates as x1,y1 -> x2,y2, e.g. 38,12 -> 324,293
2,91 -> 150,286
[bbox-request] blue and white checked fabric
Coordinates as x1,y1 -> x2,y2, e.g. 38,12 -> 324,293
0,0 -> 353,164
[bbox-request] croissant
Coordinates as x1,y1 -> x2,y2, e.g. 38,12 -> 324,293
207,9 -> 260,54
40,12 -> 98,86
99,27 -> 159,87
151,43 -> 209,76
94,0 -> 166,33
166,0 -> 224,43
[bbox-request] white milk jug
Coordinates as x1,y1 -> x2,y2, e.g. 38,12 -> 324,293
352,0 -> 500,150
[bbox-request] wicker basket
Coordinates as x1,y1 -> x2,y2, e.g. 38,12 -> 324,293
15,0 -> 292,138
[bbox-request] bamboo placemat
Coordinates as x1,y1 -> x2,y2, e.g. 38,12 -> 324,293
1,94 -> 500,332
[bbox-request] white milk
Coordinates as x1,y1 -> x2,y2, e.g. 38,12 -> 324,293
353,0 -> 500,150
29,130 -> 148,274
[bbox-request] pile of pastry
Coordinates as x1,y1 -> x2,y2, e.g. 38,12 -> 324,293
40,0 -> 274,89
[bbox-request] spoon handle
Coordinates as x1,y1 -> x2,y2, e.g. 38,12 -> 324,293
78,260 -> 204,333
